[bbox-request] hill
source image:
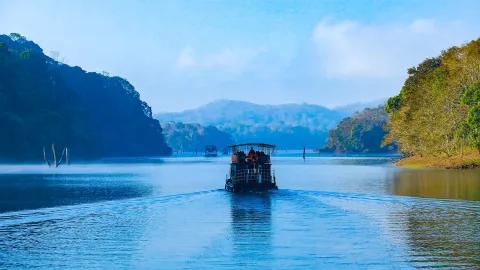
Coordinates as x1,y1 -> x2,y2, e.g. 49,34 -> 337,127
0,33 -> 171,160
321,106 -> 396,153
161,122 -> 233,152
155,100 -> 344,148
333,98 -> 387,116
385,38 -> 480,168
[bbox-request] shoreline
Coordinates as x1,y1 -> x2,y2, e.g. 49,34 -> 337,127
396,153 -> 480,169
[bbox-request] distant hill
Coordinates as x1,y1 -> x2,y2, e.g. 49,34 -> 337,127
321,106 -> 397,153
0,33 -> 171,160
333,98 -> 387,117
161,121 -> 233,152
156,100 -> 344,148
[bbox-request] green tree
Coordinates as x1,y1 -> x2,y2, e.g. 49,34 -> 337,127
461,82 -> 480,153
465,106 -> 480,153
462,82 -> 480,106
384,94 -> 401,113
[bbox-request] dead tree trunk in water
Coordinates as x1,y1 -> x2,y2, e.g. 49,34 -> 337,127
56,147 -> 66,168
43,144 -> 69,168
43,147 -> 51,167
51,144 -> 57,167
66,147 -> 69,165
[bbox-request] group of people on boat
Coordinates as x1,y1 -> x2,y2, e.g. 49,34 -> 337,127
231,147 -> 270,168
225,143 -> 277,192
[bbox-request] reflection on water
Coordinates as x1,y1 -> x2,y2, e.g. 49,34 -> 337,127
387,167 -> 480,268
401,203 -> 480,268
0,173 -> 152,212
0,157 -> 479,269
390,169 -> 480,201
230,193 -> 272,267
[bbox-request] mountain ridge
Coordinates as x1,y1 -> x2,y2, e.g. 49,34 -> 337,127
156,99 -> 383,148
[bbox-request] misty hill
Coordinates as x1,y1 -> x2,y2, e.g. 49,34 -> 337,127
0,33 -> 171,160
333,98 -> 387,116
156,100 -> 344,148
321,106 -> 397,153
161,121 -> 233,152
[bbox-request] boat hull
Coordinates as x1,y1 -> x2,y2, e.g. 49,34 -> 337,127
225,179 -> 278,193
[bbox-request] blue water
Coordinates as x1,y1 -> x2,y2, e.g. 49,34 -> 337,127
0,156 -> 479,269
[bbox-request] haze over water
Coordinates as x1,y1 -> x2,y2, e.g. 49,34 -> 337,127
0,155 -> 479,269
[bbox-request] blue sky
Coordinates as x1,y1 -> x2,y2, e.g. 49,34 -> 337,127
1,0 -> 479,112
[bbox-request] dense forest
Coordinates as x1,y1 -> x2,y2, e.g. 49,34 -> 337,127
161,121 -> 233,152
0,33 -> 171,161
385,38 -> 480,167
321,106 -> 396,153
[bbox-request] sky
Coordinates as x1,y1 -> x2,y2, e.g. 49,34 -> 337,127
0,0 -> 479,112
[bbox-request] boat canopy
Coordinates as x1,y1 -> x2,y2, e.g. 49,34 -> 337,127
228,143 -> 275,154
205,145 -> 217,151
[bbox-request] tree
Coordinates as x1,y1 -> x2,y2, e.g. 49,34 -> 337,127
465,106 -> 480,153
384,94 -> 401,113
461,82 -> 480,153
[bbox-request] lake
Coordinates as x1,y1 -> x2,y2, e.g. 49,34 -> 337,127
0,155 -> 479,269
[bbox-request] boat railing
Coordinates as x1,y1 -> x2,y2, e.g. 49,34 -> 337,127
231,167 -> 275,184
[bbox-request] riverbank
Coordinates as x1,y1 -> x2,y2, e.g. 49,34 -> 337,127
397,151 -> 480,169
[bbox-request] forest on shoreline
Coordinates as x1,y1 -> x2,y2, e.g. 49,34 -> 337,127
161,121 -> 233,153
384,38 -> 480,168
320,106 -> 396,153
0,33 -> 171,161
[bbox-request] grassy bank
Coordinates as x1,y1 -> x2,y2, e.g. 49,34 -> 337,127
397,150 -> 480,169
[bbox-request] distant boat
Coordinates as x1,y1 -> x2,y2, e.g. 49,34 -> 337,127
204,145 -> 218,157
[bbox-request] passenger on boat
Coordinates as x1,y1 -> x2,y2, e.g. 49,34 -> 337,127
247,147 -> 255,161
246,159 -> 252,169
237,151 -> 246,164
257,151 -> 266,165
231,152 -> 238,163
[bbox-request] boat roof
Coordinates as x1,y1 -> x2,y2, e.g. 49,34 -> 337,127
228,143 -> 275,149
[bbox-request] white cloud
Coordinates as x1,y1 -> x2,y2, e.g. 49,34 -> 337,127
410,19 -> 437,33
176,47 -> 197,69
175,47 -> 266,73
312,18 -> 478,78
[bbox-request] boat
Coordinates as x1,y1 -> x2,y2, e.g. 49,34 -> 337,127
204,145 -> 218,157
225,143 -> 278,192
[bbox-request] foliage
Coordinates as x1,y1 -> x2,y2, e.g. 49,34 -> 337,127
321,106 -> 397,153
385,38 -> 480,158
460,81 -> 480,152
0,33 -> 171,160
384,94 -> 401,113
461,82 -> 480,106
161,121 -> 233,152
